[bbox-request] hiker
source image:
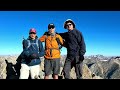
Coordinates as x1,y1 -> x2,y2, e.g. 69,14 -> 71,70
19,28 -> 45,79
61,19 -> 86,79
39,23 -> 63,79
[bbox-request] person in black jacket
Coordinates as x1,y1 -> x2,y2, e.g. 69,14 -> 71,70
61,19 -> 86,79
19,28 -> 45,79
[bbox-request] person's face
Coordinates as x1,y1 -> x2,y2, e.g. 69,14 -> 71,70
48,26 -> 55,34
66,22 -> 74,31
29,32 -> 36,39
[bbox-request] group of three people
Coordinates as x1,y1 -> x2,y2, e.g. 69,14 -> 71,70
18,19 -> 86,79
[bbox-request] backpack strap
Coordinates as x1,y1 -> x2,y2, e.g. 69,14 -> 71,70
26,39 -> 39,51
44,33 -> 62,50
55,34 -> 63,50
35,38 -> 39,52
26,40 -> 31,49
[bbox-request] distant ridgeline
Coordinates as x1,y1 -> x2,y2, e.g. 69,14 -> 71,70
0,54 -> 120,79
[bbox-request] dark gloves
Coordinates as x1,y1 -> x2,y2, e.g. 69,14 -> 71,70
29,53 -> 39,59
21,50 -> 40,59
79,55 -> 84,61
75,55 -> 84,64
20,50 -> 30,59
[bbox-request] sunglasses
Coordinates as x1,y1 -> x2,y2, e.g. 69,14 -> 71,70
66,24 -> 72,27
48,26 -> 55,29
29,32 -> 36,34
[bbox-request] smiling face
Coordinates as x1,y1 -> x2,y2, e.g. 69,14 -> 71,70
66,22 -> 74,31
48,28 -> 55,34
48,25 -> 55,34
29,32 -> 36,40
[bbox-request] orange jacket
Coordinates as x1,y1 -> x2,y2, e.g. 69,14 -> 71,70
39,33 -> 63,59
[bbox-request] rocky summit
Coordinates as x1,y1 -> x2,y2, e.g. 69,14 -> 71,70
0,55 -> 120,79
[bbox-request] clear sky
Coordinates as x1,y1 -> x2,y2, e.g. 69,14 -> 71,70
0,11 -> 120,56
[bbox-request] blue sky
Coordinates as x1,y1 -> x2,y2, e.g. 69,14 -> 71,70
0,11 -> 120,56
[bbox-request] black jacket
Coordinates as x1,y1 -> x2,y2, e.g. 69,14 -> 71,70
59,29 -> 86,58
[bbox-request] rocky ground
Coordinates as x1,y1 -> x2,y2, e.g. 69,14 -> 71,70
0,55 -> 120,79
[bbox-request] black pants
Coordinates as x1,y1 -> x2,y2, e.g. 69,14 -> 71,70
63,55 -> 84,79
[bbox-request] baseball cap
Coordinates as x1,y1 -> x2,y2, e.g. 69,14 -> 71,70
29,28 -> 36,34
48,23 -> 55,29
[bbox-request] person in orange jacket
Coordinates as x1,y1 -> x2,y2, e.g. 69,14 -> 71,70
39,23 -> 64,79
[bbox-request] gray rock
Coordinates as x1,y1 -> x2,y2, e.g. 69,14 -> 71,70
110,68 -> 120,79
89,63 -> 104,78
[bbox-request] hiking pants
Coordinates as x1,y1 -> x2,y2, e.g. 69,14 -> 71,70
44,58 -> 60,76
19,64 -> 40,79
63,56 -> 83,79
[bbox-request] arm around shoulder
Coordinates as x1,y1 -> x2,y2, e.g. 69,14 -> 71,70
58,35 -> 64,45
